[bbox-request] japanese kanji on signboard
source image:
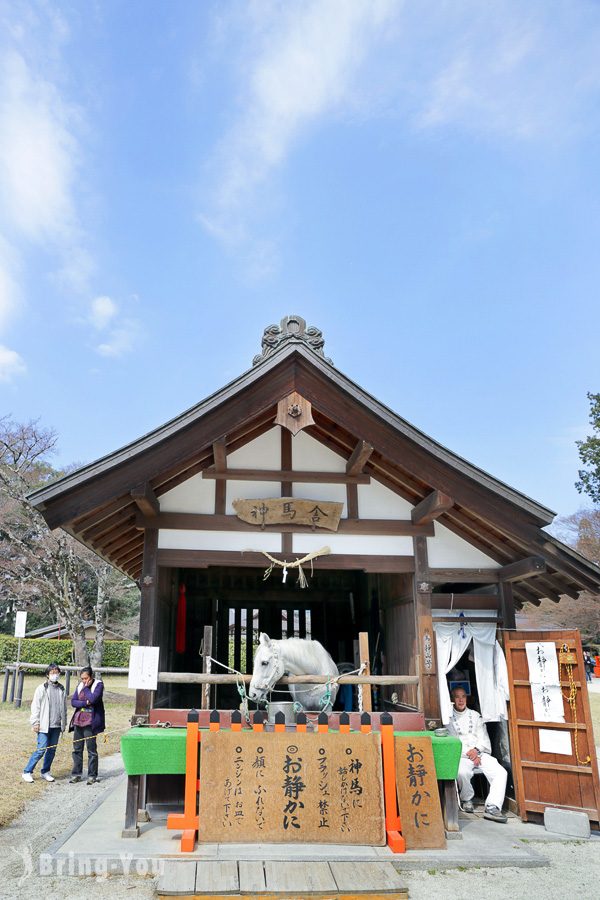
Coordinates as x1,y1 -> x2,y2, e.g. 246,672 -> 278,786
394,735 -> 446,849
197,731 -> 385,844
232,498 -> 344,531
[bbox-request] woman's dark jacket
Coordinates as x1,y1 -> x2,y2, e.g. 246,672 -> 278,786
70,680 -> 106,735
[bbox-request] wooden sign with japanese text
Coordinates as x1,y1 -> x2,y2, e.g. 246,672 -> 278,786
394,736 -> 446,849
198,731 -> 385,844
232,498 -> 343,532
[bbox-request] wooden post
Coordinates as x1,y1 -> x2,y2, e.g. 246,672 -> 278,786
499,581 -> 516,630
381,712 -> 405,853
124,526 -> 158,835
9,665 -> 17,703
167,708 -> 201,851
201,625 -> 213,711
317,712 -> 329,735
65,670 -> 71,696
358,631 -> 372,712
14,668 -> 24,708
296,712 -> 307,733
413,535 -> 441,722
122,776 -> 141,838
2,666 -> 10,702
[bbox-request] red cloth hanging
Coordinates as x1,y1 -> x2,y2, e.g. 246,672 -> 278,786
175,584 -> 187,654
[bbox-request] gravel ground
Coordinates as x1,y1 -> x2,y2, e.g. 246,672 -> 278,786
0,751 -> 598,900
398,839 -> 600,899
0,752 -> 157,900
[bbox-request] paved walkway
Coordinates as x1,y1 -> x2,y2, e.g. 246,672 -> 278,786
41,774 -> 600,876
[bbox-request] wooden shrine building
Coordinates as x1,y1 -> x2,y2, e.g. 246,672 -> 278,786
30,314 -> 600,831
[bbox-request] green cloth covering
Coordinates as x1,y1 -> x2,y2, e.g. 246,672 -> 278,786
121,727 -> 187,775
393,731 -> 461,780
121,726 -> 461,780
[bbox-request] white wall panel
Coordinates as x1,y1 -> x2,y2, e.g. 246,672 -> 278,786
427,522 -> 500,568
357,480 -> 414,519
290,482 -> 347,511
291,430 -> 346,472
227,427 -> 281,469
292,534 -> 413,556
158,529 -> 281,552
159,473 -> 215,513
227,481 -> 284,515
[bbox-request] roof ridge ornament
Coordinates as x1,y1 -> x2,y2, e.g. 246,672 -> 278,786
253,315 -> 333,366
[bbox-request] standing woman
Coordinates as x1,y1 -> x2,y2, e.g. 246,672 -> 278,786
69,666 -> 105,784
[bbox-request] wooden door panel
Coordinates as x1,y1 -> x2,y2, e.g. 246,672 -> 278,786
504,628 -> 600,826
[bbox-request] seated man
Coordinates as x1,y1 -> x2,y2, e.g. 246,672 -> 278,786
447,686 -> 507,823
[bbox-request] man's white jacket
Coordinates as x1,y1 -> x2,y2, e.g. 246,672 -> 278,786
29,682 -> 67,733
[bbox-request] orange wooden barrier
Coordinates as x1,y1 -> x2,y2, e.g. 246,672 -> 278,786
167,708 -> 406,854
381,711 -> 405,853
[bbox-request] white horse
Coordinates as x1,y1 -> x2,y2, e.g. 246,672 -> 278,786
248,633 -> 339,712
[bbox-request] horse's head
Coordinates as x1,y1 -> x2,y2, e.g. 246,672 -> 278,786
248,633 -> 283,704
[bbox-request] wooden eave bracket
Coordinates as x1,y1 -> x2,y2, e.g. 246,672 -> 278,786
346,440 -> 374,475
213,438 -> 227,471
498,555 -> 546,582
130,483 -> 159,518
411,490 -> 454,525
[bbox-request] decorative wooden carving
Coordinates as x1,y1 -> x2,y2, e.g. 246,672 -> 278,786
275,391 -> 315,435
253,315 -> 333,366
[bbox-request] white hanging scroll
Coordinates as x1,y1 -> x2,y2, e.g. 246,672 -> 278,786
128,646 -> 160,691
525,642 -> 564,723
525,642 -> 560,685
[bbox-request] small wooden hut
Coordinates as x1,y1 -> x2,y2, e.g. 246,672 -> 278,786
30,315 -> 600,833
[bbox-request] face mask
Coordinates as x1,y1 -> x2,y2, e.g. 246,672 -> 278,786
49,673 -> 59,682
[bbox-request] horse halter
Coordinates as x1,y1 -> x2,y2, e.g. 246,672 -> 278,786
259,642 -> 285,692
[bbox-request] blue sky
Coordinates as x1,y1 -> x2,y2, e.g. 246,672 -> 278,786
1,0 -> 599,520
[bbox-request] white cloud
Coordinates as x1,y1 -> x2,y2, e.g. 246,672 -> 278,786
0,235 -> 19,330
0,344 -> 26,382
90,296 -> 118,331
96,319 -> 141,358
0,2 -> 93,350
200,1 -> 600,256
200,0 -> 397,243
0,50 -> 78,242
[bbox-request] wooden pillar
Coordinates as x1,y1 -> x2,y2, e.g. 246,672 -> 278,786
413,535 -> 441,723
358,631 -> 372,712
499,581 -> 516,630
281,427 -> 292,555
123,526 -> 158,838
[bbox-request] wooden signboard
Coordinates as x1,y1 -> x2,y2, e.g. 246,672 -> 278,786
394,735 -> 446,849
232,498 -> 343,532
198,731 -> 385,844
504,629 -> 600,826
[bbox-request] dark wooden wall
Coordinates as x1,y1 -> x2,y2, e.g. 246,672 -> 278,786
378,573 -> 418,709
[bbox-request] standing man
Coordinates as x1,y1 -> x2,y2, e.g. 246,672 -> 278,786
22,662 -> 66,783
69,666 -> 105,785
447,686 -> 508,823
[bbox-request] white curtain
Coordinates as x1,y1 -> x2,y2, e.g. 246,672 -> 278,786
434,621 -> 509,724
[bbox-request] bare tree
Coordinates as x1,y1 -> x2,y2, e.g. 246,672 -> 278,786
0,416 -> 138,664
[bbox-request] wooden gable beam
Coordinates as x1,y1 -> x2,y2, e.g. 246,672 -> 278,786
411,490 -> 454,525
130,483 -> 159,518
213,438 -> 227,515
498,556 -> 546,582
346,440 -> 374,475
202,468 -> 370,484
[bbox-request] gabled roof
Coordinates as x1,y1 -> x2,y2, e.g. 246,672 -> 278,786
29,318 -> 600,607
